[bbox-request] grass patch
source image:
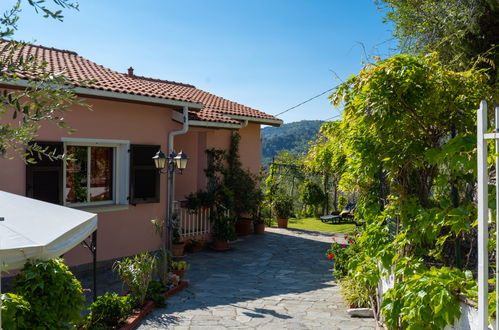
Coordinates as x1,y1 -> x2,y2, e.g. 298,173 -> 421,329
283,217 -> 356,233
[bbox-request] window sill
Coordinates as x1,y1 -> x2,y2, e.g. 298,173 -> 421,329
73,204 -> 130,213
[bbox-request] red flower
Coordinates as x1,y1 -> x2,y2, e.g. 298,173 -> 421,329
349,240 -> 353,244
328,254 -> 334,260
342,245 -> 347,248
344,235 -> 348,239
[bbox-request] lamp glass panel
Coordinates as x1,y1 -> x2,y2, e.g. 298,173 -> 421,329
154,157 -> 167,169
177,157 -> 188,170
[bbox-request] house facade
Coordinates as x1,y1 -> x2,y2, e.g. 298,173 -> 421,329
0,41 -> 281,266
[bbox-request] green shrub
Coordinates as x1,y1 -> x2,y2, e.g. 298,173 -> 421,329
13,258 -> 84,328
146,280 -> 168,308
86,292 -> 132,328
113,253 -> 156,306
337,195 -> 348,211
171,261 -> 190,271
326,234 -> 359,279
339,276 -> 371,308
212,215 -> 237,241
272,194 -> 293,219
1,293 -> 31,329
382,267 -> 473,329
299,181 -> 325,210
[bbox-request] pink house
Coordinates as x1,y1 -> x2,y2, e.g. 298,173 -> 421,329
0,41 -> 282,266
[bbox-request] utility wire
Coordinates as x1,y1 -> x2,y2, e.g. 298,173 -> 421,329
274,86 -> 339,117
323,114 -> 342,121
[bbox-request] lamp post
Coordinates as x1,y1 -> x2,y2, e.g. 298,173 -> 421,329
152,149 -> 189,252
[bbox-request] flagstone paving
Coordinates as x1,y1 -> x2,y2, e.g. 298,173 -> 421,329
137,227 -> 376,330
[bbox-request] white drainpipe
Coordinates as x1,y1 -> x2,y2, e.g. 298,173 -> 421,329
169,106 -> 189,154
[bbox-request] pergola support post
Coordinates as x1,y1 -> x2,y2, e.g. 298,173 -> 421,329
81,230 -> 98,302
477,100 -> 489,329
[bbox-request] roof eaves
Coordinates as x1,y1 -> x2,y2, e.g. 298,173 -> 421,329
189,120 -> 241,129
225,114 -> 283,127
1,79 -> 204,109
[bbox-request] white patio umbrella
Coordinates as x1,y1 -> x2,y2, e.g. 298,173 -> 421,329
0,190 -> 97,325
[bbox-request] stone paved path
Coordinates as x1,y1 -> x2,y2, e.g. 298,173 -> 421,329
137,227 -> 376,329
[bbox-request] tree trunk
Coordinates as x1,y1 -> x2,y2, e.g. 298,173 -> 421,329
323,173 -> 330,215
332,182 -> 338,212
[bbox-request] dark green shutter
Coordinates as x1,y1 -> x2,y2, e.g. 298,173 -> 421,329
26,142 -> 64,205
129,144 -> 160,204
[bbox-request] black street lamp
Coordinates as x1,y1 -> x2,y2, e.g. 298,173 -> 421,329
152,149 -> 190,252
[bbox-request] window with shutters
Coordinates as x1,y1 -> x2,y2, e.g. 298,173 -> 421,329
26,142 -> 64,204
62,138 -> 130,207
65,145 -> 115,205
129,144 -> 160,204
26,139 -> 161,208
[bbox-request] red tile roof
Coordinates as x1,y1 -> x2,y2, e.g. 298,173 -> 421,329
0,40 -> 281,126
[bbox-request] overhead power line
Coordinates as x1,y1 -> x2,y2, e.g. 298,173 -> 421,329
274,86 -> 339,117
323,114 -> 342,121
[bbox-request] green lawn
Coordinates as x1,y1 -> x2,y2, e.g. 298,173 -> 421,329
283,217 -> 356,233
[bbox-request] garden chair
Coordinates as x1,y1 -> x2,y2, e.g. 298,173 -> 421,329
320,203 -> 356,224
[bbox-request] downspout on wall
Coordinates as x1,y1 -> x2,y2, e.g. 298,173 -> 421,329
169,106 -> 189,154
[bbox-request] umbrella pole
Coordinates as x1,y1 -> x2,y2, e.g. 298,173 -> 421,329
92,231 -> 97,302
81,231 -> 98,302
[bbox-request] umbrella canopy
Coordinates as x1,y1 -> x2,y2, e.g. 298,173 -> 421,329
0,190 -> 97,270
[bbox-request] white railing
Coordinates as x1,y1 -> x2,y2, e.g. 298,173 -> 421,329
173,201 -> 211,238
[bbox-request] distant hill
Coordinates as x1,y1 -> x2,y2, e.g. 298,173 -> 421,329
261,120 -> 324,166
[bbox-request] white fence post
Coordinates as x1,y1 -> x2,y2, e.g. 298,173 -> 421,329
478,100 -> 489,329
175,201 -> 212,239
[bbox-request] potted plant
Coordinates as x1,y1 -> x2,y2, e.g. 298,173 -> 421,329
170,261 -> 190,280
171,217 -> 185,257
232,169 -> 260,236
253,192 -> 266,234
254,218 -> 265,234
272,194 -> 293,228
211,214 -> 236,251
235,216 -> 253,236
186,239 -> 205,253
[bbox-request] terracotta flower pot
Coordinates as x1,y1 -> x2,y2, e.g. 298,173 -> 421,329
235,218 -> 252,236
277,218 -> 288,228
212,239 -> 230,251
189,242 -> 204,253
254,222 -> 265,234
172,243 -> 185,257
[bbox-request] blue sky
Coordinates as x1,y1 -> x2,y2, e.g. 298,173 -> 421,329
8,0 -> 395,123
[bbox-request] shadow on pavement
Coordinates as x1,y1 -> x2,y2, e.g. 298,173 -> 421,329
135,229 -> 338,326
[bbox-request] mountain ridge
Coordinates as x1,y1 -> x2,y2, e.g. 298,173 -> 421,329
261,120 -> 324,165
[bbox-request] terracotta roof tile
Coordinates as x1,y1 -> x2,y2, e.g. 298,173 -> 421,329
0,40 -> 282,126
188,109 -> 240,124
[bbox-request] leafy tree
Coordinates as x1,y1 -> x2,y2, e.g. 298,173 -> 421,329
378,0 -> 499,85
305,121 -> 347,212
0,0 -> 83,161
332,53 -> 491,207
328,53 -> 494,327
299,180 -> 325,216
224,132 -> 261,218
